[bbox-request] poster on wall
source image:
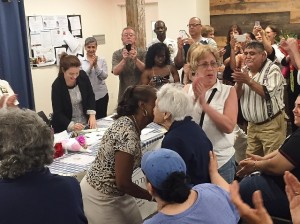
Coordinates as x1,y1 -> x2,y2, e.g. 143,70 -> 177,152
31,46 -> 56,67
27,15 -> 82,67
54,46 -> 67,66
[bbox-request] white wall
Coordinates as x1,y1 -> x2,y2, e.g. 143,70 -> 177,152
24,0 -> 209,116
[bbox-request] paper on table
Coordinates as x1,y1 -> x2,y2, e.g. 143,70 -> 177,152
84,128 -> 107,145
102,114 -> 115,121
60,154 -> 95,166
53,130 -> 69,145
141,128 -> 154,135
140,132 -> 161,142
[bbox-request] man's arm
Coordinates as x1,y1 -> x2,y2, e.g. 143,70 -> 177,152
238,149 -> 294,177
112,49 -> 127,76
234,82 -> 244,99
135,57 -> 145,72
285,38 -> 300,70
232,71 -> 265,98
174,37 -> 185,69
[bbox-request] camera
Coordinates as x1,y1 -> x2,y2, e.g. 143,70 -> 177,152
234,34 -> 246,42
152,76 -> 165,85
125,44 -> 132,52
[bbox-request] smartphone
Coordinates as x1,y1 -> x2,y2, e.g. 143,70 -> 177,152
125,44 -> 132,52
234,34 -> 246,42
179,30 -> 188,39
255,21 -> 260,26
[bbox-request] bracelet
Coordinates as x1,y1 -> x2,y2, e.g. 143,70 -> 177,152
253,160 -> 257,171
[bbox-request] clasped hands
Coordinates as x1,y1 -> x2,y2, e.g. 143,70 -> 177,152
236,154 -> 263,177
122,47 -> 138,61
0,94 -> 18,109
192,76 -> 207,105
232,69 -> 252,85
91,55 -> 98,67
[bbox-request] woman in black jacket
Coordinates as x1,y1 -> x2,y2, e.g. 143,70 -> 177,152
51,53 -> 96,133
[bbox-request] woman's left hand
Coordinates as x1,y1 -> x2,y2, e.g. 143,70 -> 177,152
88,114 -> 96,129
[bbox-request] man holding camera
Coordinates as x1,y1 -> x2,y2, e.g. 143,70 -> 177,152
112,27 -> 146,102
232,41 -> 286,157
174,17 -> 217,83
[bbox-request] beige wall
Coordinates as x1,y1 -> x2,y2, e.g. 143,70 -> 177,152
24,0 -> 209,116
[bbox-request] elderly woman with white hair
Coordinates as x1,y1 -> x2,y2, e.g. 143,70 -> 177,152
153,83 -> 213,185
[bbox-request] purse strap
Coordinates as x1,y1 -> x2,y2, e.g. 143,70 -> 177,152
199,88 -> 217,127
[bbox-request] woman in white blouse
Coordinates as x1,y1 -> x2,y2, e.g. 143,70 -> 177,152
184,44 -> 238,183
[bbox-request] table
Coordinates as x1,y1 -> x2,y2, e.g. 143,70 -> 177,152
48,117 -> 166,219
49,120 -> 165,178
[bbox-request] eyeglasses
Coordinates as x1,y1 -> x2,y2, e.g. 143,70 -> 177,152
197,62 -> 218,69
122,33 -> 135,37
243,51 -> 264,56
187,23 -> 201,28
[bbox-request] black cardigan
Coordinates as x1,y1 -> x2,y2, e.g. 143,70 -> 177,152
51,70 -> 95,133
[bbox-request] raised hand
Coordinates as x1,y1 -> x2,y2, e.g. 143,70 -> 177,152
284,171 -> 300,224
192,76 -> 207,105
122,48 -> 129,60
6,94 -> 18,107
129,47 -> 138,61
230,181 -> 273,224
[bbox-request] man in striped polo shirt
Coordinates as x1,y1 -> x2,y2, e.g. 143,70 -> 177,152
232,41 -> 286,156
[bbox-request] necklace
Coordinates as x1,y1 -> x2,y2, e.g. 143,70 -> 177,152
131,115 -> 141,134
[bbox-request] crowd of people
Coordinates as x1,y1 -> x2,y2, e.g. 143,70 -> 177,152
1,15 -> 300,224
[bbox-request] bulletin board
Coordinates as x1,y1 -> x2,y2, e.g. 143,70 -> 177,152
27,15 -> 83,67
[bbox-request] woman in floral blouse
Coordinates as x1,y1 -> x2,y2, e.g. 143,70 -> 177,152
80,85 -> 157,224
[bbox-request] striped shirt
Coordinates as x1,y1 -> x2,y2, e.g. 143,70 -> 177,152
240,59 -> 284,123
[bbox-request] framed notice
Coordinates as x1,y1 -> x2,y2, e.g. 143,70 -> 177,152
54,46 -> 67,66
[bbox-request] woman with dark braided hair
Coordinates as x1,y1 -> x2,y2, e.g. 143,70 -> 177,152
140,42 -> 179,88
80,85 -> 157,224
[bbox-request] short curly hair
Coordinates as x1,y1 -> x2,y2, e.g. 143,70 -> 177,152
145,42 -> 171,69
0,108 -> 54,179
189,44 -> 219,73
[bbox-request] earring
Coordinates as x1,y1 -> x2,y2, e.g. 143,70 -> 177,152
143,109 -> 148,117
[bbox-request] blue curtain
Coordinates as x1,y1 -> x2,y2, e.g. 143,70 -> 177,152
0,0 -> 35,109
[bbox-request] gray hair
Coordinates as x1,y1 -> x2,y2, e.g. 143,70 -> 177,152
156,83 -> 194,121
245,41 -> 265,52
84,37 -> 97,46
0,108 -> 54,179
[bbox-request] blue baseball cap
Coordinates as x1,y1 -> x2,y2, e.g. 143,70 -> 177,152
141,148 -> 187,190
